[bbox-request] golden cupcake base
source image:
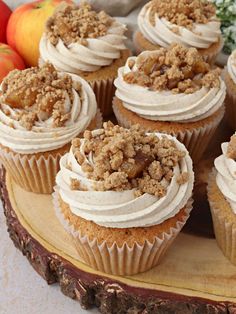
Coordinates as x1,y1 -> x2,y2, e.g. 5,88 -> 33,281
1,164 -> 236,311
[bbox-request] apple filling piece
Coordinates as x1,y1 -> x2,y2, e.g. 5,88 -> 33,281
0,63 -> 82,130
71,122 -> 189,197
46,2 -> 113,46
124,44 -> 220,94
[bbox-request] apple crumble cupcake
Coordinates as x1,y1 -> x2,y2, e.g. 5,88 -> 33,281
39,2 -> 131,117
113,44 -> 226,163
208,134 -> 236,265
134,0 -> 223,64
0,63 -> 100,194
53,122 -> 194,275
223,49 -> 236,130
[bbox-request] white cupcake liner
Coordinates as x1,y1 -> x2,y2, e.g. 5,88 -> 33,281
113,100 -> 224,164
53,189 -> 193,275
0,109 -> 101,194
208,170 -> 236,265
0,146 -> 67,194
89,78 -> 115,118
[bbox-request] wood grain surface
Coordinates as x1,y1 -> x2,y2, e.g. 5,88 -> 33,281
1,162 -> 236,313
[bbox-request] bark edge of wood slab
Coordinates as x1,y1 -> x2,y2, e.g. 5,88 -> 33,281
1,168 -> 236,314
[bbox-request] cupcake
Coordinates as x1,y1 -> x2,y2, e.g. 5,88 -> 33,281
39,2 -> 131,117
113,44 -> 226,163
53,122 -> 194,275
208,134 -> 236,265
223,49 -> 236,130
134,0 -> 223,64
0,63 -> 100,194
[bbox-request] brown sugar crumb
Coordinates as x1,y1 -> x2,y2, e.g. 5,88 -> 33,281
71,122 -> 189,197
8,122 -> 14,129
70,178 -> 88,191
227,135 -> 236,160
177,172 -> 189,184
46,2 -> 113,46
70,178 -> 81,190
124,44 -> 220,93
149,0 -> 216,29
74,150 -> 85,165
0,63 -> 80,130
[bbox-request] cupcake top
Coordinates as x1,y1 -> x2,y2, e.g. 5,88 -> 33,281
138,0 -> 221,49
227,49 -> 236,85
39,2 -> 127,73
56,122 -> 194,228
114,44 -> 226,122
0,63 -> 97,154
215,134 -> 236,213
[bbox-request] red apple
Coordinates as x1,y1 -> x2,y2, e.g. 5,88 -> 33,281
0,43 -> 25,83
0,0 -> 12,43
7,0 -> 72,67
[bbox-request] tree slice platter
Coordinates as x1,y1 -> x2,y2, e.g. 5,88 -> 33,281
1,165 -> 236,314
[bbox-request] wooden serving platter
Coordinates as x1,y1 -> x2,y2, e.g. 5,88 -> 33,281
1,119 -> 236,314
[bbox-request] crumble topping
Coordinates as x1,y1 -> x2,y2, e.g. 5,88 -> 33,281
46,2 -> 113,46
0,63 -> 81,130
149,0 -> 216,29
227,135 -> 236,160
71,122 -> 189,197
70,178 -> 88,191
123,44 -> 220,94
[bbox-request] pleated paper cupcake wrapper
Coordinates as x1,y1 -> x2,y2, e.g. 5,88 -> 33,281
208,171 -> 236,265
53,190 -> 192,276
89,78 -> 115,118
0,147 -> 67,194
113,101 -> 224,164
222,70 -> 236,130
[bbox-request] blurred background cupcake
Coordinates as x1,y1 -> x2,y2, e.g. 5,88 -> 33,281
53,122 -> 194,275
208,133 -> 236,265
0,63 -> 99,194
113,44 -> 226,163
134,0 -> 223,64
223,49 -> 236,130
39,2 -> 131,117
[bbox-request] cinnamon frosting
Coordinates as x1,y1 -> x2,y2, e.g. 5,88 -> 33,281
39,3 -> 127,73
215,136 -> 236,213
114,50 -> 226,122
138,1 -> 221,49
0,70 -> 97,154
56,129 -> 194,228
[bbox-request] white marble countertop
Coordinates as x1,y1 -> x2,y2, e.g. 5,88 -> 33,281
0,202 -> 99,314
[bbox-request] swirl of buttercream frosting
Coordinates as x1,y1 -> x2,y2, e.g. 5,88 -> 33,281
56,130 -> 194,228
227,50 -> 236,85
138,3 -> 221,49
215,138 -> 236,214
0,74 -> 97,154
39,21 -> 127,73
114,54 -> 226,122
